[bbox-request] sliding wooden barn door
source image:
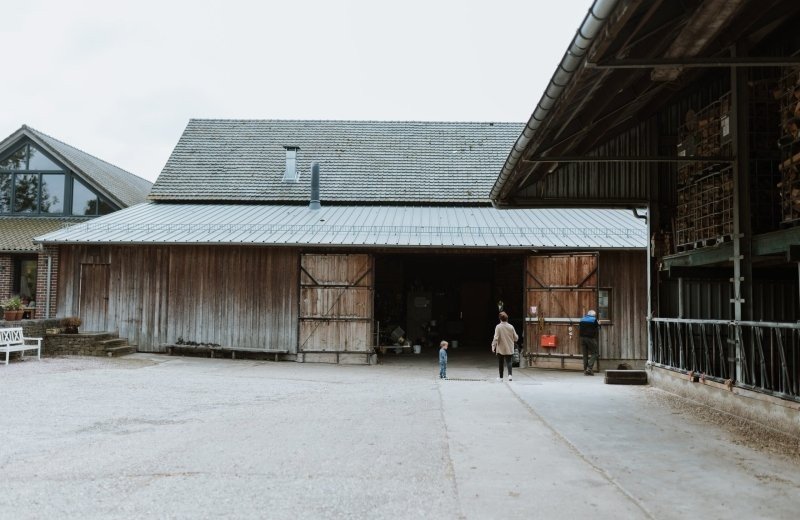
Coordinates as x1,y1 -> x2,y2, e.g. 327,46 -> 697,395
525,253 -> 598,369
299,254 -> 374,356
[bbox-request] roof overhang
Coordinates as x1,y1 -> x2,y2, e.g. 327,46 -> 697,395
35,203 -> 647,250
491,0 -> 800,207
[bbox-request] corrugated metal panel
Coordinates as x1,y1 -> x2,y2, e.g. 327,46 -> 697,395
512,77 -> 730,207
516,121 -> 654,204
35,203 -> 647,249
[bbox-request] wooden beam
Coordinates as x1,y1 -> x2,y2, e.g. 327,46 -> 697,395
522,155 -> 733,164
499,197 -> 648,209
662,227 -> 800,269
586,57 -> 800,69
666,266 -> 733,279
664,265 -> 795,280
753,227 -> 800,257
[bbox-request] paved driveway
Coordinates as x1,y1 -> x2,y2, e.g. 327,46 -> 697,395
0,353 -> 798,519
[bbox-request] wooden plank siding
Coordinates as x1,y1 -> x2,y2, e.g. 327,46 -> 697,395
57,245 -> 299,352
597,250 -> 648,361
525,251 -> 647,365
299,253 -> 373,352
526,253 -> 598,360
78,263 -> 110,331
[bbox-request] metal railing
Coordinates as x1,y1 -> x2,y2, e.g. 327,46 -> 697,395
649,317 -> 800,401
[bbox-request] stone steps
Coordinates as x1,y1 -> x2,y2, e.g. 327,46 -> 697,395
106,346 -> 136,357
99,338 -> 137,357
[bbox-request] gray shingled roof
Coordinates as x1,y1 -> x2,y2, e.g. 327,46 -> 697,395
150,119 -> 525,204
0,217 -> 86,252
0,125 -> 152,208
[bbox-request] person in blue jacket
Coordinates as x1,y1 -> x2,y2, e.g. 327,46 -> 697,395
438,340 -> 448,379
579,310 -> 600,375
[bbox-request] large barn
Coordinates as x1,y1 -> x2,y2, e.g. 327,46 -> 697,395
490,0 -> 800,404
37,119 -> 647,367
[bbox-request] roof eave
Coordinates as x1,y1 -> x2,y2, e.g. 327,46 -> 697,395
490,0 -> 623,204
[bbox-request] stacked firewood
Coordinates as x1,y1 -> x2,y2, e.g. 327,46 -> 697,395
675,96 -> 734,249
778,164 -> 800,222
777,67 -> 800,224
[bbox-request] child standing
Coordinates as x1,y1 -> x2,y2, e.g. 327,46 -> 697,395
439,340 -> 448,379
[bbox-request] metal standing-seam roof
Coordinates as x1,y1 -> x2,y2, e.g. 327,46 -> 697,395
35,203 -> 647,249
0,125 -> 153,208
150,119 -> 525,204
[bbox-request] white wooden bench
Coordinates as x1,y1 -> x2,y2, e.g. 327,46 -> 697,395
0,327 -> 43,365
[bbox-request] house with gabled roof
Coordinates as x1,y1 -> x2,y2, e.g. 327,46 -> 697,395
0,125 -> 152,318
37,119 -> 647,367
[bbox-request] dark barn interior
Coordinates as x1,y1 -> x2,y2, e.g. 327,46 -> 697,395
374,253 -> 524,354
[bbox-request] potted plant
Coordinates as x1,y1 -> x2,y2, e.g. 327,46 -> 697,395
2,296 -> 21,321
60,316 -> 82,334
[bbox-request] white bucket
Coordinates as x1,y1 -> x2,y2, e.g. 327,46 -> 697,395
413,344 -> 422,354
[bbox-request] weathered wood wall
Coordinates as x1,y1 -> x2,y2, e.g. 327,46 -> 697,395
57,245 -> 299,352
598,250 -> 648,361
299,253 -> 373,352
526,253 -> 598,361
525,251 -> 647,365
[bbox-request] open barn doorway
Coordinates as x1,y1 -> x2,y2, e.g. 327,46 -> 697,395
374,253 -> 524,359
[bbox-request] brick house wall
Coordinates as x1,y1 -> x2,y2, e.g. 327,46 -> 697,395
0,254 -> 11,302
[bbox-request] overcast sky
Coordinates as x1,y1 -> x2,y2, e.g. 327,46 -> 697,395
4,0 -> 592,183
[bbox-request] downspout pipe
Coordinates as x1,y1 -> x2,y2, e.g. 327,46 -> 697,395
491,0 -> 620,204
46,255 -> 52,319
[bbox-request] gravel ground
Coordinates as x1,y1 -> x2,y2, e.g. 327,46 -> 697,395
1,354 -> 798,520
644,388 -> 800,461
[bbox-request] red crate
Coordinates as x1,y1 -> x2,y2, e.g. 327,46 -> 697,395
540,335 -> 557,348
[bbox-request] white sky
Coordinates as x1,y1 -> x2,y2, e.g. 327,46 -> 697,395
3,0 -> 593,183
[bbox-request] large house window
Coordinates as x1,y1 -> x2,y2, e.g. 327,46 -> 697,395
13,257 -> 38,303
0,141 -> 116,215
0,145 -> 27,169
0,172 -> 12,212
27,146 -> 61,170
71,178 -> 114,216
14,173 -> 39,212
41,174 -> 65,213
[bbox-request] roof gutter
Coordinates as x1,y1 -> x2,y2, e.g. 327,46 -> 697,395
490,0 -> 620,205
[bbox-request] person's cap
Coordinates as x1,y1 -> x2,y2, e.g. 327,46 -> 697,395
587,310 -> 597,316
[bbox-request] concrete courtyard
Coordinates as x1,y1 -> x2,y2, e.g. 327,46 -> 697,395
1,352 -> 798,520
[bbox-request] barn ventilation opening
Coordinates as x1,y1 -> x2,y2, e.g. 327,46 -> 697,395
374,253 -> 524,356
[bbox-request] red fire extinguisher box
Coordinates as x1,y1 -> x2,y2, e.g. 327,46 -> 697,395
540,335 -> 557,348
